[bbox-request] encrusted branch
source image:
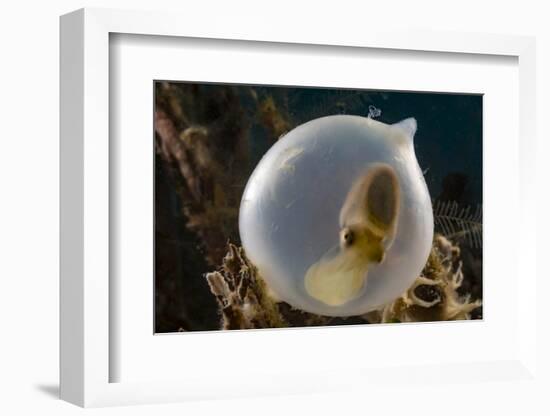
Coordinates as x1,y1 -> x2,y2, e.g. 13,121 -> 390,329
370,235 -> 482,323
205,244 -> 287,329
205,235 -> 482,329
154,83 -> 247,265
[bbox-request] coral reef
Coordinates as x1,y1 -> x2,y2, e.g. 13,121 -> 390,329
205,235 -> 482,329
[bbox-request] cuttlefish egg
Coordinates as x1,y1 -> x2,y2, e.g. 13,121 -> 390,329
239,115 -> 433,317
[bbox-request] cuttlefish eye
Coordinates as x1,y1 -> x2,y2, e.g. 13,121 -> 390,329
340,227 -> 355,247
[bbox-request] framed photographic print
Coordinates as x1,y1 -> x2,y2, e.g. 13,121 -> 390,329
60,7 -> 539,408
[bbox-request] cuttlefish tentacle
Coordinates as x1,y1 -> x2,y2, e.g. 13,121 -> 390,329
304,164 -> 400,306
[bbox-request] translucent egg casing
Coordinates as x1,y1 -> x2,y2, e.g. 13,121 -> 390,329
239,115 -> 433,316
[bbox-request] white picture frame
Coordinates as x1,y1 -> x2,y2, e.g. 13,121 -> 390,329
60,7 -> 539,408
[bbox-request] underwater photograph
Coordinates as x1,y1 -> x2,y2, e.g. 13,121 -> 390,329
154,81 -> 482,333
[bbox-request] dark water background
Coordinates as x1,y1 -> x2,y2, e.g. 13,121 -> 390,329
246,86 -> 482,207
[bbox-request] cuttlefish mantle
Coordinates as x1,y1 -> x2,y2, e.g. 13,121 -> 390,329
305,164 -> 400,306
